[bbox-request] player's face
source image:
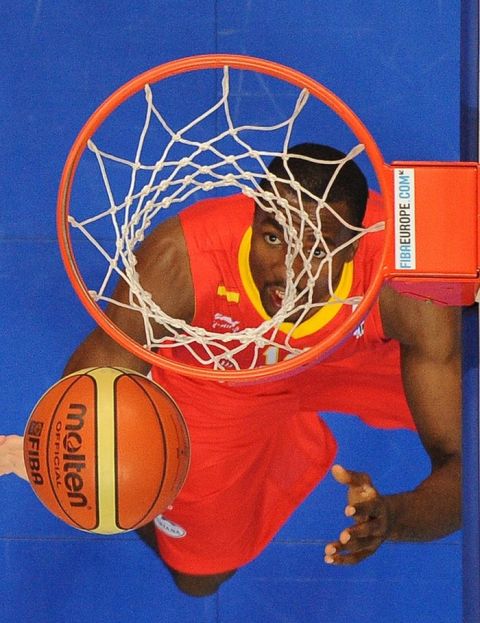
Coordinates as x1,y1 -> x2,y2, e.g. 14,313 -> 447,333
249,196 -> 358,321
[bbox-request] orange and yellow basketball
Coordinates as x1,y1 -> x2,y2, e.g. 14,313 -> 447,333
23,367 -> 190,534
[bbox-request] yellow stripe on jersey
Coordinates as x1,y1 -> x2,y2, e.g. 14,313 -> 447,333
217,285 -> 240,303
238,227 -> 353,339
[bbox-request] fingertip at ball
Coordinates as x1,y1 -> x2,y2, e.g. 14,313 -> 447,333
23,367 -> 190,534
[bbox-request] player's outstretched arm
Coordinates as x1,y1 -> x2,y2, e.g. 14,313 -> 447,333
64,214 -> 194,376
325,285 -> 462,565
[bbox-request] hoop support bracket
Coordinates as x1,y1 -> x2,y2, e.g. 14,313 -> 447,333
383,161 -> 480,305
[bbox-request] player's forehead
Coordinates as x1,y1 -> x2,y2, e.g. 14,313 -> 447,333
253,198 -> 351,235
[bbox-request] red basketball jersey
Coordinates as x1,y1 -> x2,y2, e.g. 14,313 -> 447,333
154,191 -> 414,431
151,192 -> 415,574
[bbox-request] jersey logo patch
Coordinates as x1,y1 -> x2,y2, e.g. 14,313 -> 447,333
154,515 -> 187,539
212,312 -> 241,332
217,285 -> 240,303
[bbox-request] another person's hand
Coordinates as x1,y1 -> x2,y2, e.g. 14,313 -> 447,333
324,464 -> 389,565
0,435 -> 28,481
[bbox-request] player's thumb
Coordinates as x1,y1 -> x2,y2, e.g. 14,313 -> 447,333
330,464 -> 351,484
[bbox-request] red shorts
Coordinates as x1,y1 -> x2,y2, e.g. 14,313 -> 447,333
151,342 -> 415,574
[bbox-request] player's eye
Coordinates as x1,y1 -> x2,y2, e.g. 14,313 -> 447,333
264,232 -> 282,246
312,245 -> 327,259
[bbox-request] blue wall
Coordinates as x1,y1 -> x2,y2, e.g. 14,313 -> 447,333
0,2 -> 463,622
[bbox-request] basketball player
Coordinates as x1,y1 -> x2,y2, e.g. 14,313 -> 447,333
0,144 -> 461,598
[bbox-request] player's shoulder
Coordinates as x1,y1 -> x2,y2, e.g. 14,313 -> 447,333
379,285 -> 461,353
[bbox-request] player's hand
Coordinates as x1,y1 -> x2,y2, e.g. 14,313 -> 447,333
0,435 -> 28,481
324,464 -> 390,565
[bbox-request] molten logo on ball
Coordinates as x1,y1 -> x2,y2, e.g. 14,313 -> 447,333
54,403 -> 88,509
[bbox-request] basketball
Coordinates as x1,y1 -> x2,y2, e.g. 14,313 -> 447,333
22,367 -> 190,534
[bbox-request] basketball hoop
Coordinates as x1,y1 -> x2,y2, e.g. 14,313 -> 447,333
57,54 -> 480,382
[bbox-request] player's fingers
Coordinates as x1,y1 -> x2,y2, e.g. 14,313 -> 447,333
324,542 -> 338,557
332,465 -> 374,505
0,436 -> 28,480
325,533 -> 384,564
346,477 -> 378,509
331,464 -> 373,488
330,464 -> 351,484
341,517 -> 386,543
0,459 -> 15,476
346,497 -> 385,523
332,464 -> 375,491
325,541 -> 382,566
1,435 -> 23,447
324,539 -> 342,563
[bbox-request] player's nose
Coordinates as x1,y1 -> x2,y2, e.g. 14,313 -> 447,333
270,253 -> 287,284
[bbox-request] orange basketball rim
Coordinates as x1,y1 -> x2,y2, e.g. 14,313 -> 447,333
57,54 -> 480,382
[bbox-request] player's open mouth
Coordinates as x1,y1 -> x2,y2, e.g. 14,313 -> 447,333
269,286 -> 285,311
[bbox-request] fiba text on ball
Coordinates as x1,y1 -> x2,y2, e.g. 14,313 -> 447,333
26,403 -> 90,508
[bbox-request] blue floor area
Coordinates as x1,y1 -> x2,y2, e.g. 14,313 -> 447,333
0,478 -> 461,623
0,534 -> 461,623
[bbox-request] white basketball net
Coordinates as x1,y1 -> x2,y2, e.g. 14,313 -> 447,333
68,66 -> 384,371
